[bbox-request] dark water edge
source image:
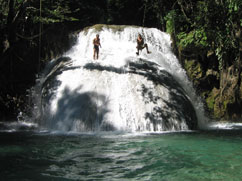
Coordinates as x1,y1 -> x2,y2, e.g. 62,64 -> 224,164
1,129 -> 242,180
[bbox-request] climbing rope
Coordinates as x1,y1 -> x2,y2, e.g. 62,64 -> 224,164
38,0 -> 42,72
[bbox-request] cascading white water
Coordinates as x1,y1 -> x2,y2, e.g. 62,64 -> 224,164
34,24 -> 207,132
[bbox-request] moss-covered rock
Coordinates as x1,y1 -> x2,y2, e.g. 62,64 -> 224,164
217,66 -> 242,121
184,59 -> 203,87
181,49 -> 241,121
206,88 -> 218,111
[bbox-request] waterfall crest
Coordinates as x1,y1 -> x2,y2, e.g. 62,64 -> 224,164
33,24 -> 207,132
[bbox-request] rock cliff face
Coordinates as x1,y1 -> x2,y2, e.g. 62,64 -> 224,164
181,51 -> 242,121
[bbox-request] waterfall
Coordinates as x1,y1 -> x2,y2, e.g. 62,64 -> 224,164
32,24 -> 207,132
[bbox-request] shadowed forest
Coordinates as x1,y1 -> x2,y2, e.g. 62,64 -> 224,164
0,0 -> 241,121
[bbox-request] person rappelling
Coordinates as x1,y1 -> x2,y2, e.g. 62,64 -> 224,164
136,34 -> 151,55
93,34 -> 101,60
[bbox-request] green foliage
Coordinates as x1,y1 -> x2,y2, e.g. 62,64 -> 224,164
32,0 -> 79,24
177,28 -> 208,51
206,94 -> 215,111
0,0 -> 8,27
165,0 -> 241,71
164,10 -> 176,34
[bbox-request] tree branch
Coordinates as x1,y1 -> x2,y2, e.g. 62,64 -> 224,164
12,0 -> 31,26
177,0 -> 192,24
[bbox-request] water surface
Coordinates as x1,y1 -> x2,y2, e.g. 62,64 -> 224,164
1,130 -> 242,180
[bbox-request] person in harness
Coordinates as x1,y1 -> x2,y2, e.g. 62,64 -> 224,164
136,33 -> 151,55
93,34 -> 101,60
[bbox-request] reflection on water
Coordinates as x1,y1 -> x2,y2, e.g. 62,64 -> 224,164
1,130 -> 242,180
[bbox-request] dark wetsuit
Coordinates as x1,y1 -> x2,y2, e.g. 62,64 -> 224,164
93,37 -> 101,59
94,44 -> 99,51
93,38 -> 100,50
137,38 -> 145,50
136,34 -> 150,55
